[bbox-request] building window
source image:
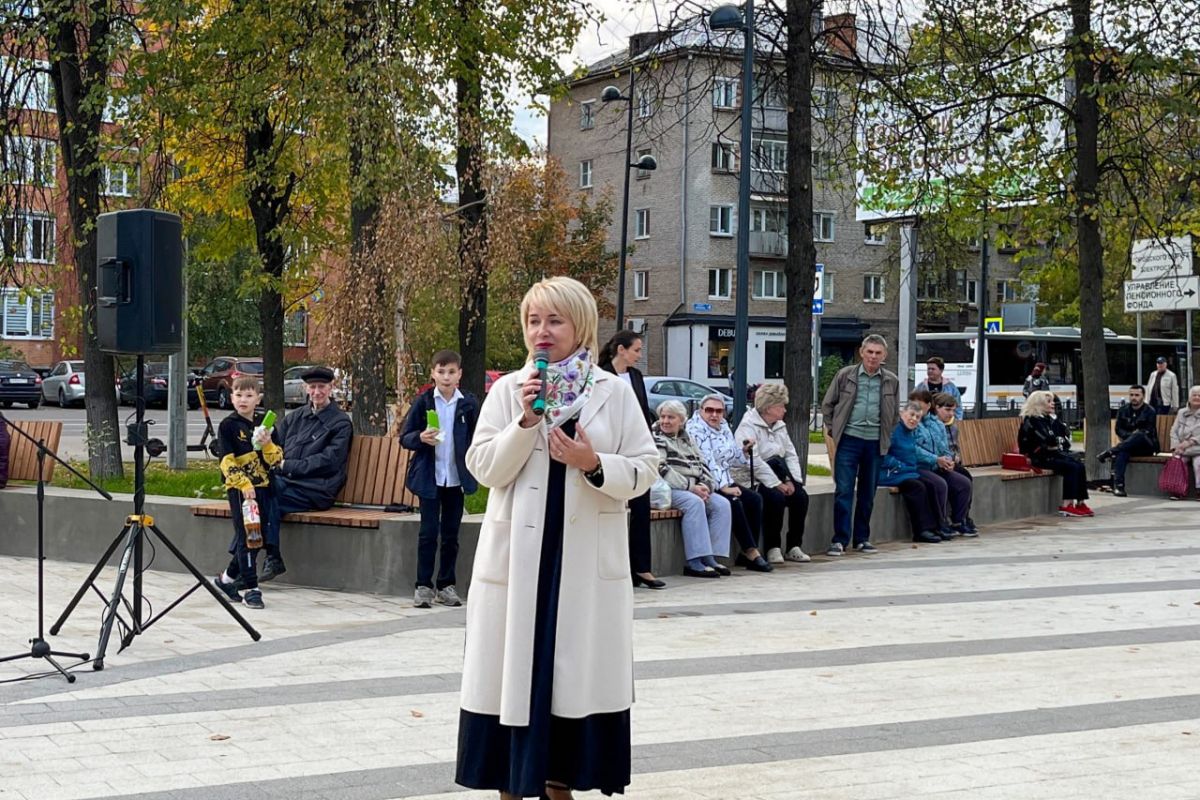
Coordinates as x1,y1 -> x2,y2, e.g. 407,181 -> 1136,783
636,147 -> 652,179
965,278 -> 978,306
709,205 -> 734,236
918,274 -> 942,300
579,160 -> 592,189
1,58 -> 53,112
2,213 -> 55,263
708,268 -> 731,299
4,136 -> 56,187
812,150 -> 835,181
633,270 -> 649,300
996,280 -> 1019,304
637,90 -> 653,118
966,235 -> 981,250
634,208 -> 649,239
580,100 -> 595,130
750,205 -> 785,233
102,162 -> 137,197
712,77 -> 738,109
284,309 -> 308,347
711,142 -> 736,173
813,211 -> 835,242
864,223 -> 887,245
863,274 -> 884,303
813,87 -> 838,119
0,288 -> 54,339
764,340 -> 784,379
754,76 -> 785,109
751,137 -> 787,173
754,270 -> 786,300
825,271 -> 835,303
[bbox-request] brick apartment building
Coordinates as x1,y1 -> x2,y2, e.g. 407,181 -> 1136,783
2,52 -> 318,377
547,13 -> 1024,391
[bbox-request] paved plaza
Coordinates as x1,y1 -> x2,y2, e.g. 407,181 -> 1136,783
2,493 -> 1199,799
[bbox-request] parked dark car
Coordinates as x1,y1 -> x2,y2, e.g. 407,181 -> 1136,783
118,362 -> 201,408
642,376 -> 733,417
0,360 -> 43,408
198,357 -> 264,409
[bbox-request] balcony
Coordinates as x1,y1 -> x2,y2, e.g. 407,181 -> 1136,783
749,231 -> 787,258
751,106 -> 787,132
750,170 -> 786,196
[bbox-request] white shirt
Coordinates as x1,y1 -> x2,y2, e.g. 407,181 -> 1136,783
434,389 -> 463,488
618,372 -> 632,386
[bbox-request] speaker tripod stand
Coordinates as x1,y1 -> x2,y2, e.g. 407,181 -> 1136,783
0,413 -> 112,683
50,356 -> 261,669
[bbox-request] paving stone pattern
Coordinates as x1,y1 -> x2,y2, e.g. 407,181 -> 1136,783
1,494 -> 1199,799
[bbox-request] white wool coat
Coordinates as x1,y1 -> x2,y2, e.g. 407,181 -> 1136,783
461,366 -> 659,727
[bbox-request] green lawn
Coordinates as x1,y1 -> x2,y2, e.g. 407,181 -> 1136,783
24,461 -> 229,500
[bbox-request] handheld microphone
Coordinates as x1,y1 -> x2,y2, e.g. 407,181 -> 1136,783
532,348 -> 550,416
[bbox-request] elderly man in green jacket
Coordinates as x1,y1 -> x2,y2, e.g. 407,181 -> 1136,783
820,334 -> 900,556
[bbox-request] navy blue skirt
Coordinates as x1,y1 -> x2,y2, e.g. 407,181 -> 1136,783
456,420 -> 631,797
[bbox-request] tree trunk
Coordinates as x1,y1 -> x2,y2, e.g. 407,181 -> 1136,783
456,0 -> 488,401
47,3 -> 122,479
345,0 -> 388,435
784,0 -> 818,456
244,118 -> 291,414
1069,0 -> 1110,472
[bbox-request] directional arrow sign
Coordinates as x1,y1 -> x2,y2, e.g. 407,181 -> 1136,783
1124,275 -> 1200,313
1131,235 -> 1192,281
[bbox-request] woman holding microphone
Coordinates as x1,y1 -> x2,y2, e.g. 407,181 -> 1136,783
456,277 -> 659,800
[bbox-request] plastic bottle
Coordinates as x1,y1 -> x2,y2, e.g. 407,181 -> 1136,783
242,498 -> 263,549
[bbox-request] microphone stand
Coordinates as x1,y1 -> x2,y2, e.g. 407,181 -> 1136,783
0,412 -> 113,683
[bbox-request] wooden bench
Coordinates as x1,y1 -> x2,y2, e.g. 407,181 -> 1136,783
1093,414 -> 1177,465
190,435 -> 420,529
3,420 -> 63,483
824,416 -> 1040,484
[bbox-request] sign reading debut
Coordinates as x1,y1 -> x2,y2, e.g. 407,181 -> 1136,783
1125,235 -> 1197,313
813,263 -> 825,316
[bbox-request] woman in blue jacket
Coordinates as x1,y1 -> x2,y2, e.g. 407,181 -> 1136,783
878,402 -> 944,544
911,389 -> 973,537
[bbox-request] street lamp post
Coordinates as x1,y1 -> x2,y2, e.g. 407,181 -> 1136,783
710,0 -> 754,426
603,75 -> 657,333
973,122 -> 1013,419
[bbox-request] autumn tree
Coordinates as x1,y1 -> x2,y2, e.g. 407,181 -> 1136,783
847,0 -> 1200,466
133,0 -> 346,412
409,0 -> 595,399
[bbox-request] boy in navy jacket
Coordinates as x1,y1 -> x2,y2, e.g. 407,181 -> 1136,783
400,350 -> 479,608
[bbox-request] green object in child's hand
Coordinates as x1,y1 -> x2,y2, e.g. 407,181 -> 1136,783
426,410 -> 439,430
262,410 -> 276,429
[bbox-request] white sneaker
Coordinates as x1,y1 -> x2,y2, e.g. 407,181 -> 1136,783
413,586 -> 436,608
785,546 -> 811,563
766,547 -> 784,564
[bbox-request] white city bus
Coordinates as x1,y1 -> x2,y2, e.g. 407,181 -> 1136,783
915,328 -> 1188,411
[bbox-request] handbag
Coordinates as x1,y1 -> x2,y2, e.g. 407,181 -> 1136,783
1158,455 -> 1190,497
765,455 -> 794,484
1001,452 -> 1039,472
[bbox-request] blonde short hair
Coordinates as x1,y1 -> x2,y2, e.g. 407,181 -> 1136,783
1020,390 -> 1054,418
520,276 -> 599,360
754,382 -> 789,412
657,399 -> 687,420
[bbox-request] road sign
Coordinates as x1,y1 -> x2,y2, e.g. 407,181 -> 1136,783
692,302 -> 712,312
1124,275 -> 1200,313
813,263 -> 825,316
1132,235 -> 1192,281
984,317 -> 1003,333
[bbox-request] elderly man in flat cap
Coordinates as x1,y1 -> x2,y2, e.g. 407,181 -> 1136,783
261,366 -> 353,581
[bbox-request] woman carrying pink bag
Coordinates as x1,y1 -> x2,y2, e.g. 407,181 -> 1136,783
1166,386 -> 1200,499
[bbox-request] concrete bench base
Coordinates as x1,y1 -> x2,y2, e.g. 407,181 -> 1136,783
1,468 -> 1063,598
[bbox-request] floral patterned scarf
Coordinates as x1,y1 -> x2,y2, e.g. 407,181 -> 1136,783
542,347 -> 595,430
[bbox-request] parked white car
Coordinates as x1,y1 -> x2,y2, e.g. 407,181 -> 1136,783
41,360 -> 86,407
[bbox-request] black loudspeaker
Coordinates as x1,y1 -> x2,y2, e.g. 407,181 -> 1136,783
96,209 -> 183,355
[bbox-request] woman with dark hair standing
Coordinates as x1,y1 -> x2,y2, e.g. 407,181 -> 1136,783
599,330 -> 665,589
